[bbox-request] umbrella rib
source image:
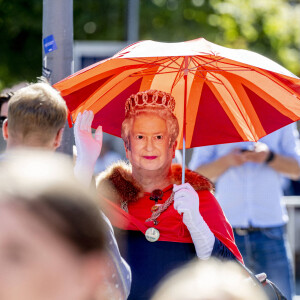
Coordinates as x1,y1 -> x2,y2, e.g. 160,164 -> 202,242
170,59 -> 186,91
115,56 -> 296,101
207,71 -> 257,140
193,55 -> 226,69
194,55 -> 250,70
125,58 -> 180,73
155,56 -> 183,77
130,68 -> 248,78
192,56 -> 253,72
194,56 -> 299,96
189,56 -> 256,73
126,56 -> 258,77
126,56 -> 233,75
192,70 -> 225,85
219,57 -> 297,95
207,57 -> 256,71
130,70 -> 181,77
190,57 -> 209,79
189,57 -> 226,84
82,73 -> 144,112
165,56 -> 183,68
126,56 -> 169,64
126,57 -> 183,72
128,57 -> 185,78
246,67 -> 299,97
170,56 -> 197,90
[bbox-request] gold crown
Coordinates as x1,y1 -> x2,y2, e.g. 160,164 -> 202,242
125,90 -> 175,115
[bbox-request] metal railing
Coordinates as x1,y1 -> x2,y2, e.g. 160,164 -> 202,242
284,196 -> 300,280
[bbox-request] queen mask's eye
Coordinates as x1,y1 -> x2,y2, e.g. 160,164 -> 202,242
136,135 -> 144,140
155,135 -> 163,141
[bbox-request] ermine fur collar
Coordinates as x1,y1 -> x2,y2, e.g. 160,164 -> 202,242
96,161 -> 214,205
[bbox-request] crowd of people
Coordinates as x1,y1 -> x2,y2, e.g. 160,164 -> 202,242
0,80 -> 298,300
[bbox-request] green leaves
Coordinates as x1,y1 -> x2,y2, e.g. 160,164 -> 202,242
1,0 -> 299,91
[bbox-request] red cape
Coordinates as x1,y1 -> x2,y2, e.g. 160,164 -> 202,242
101,185 -> 243,264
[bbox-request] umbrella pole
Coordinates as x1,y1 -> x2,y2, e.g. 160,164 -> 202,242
182,56 -> 188,184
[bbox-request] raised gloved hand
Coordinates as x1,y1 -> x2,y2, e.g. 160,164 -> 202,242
173,183 -> 215,259
74,110 -> 102,187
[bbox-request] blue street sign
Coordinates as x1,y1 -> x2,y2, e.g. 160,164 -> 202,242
43,34 -> 57,54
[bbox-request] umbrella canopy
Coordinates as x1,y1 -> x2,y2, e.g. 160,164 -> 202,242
54,37 -> 300,150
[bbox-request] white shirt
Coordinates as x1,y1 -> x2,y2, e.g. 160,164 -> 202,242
189,124 -> 300,228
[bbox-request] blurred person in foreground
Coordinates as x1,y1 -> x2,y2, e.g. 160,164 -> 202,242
74,90 -> 243,300
189,126 -> 300,300
0,150 -> 111,300
151,259 -> 268,300
2,81 -> 131,299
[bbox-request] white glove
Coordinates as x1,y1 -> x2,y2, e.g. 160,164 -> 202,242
74,110 -> 102,187
173,183 -> 215,259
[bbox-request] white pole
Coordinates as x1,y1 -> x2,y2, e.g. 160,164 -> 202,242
42,0 -> 74,155
127,0 -> 140,42
182,56 -> 189,184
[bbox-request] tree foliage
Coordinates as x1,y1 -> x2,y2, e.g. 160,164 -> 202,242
0,0 -> 42,90
139,0 -> 300,75
1,0 -> 300,90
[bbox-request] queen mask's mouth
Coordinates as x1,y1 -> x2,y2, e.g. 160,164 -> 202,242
143,156 -> 157,160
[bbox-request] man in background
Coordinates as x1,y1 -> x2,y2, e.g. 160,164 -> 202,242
2,82 -> 66,150
189,124 -> 300,300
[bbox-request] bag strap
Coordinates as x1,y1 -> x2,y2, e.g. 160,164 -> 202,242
235,260 -> 287,300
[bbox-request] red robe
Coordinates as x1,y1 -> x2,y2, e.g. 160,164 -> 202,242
97,163 -> 243,264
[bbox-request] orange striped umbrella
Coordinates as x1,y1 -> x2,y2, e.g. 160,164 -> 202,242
54,37 -> 300,179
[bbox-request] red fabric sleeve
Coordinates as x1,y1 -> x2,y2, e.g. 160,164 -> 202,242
198,190 -> 243,264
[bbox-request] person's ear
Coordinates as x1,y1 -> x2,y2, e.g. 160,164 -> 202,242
2,119 -> 8,140
124,139 -> 131,159
53,127 -> 64,149
124,142 -> 129,159
172,140 -> 177,158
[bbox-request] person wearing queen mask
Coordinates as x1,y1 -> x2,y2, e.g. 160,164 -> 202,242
74,90 -> 243,300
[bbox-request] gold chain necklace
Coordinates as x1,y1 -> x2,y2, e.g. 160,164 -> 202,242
145,192 -> 174,242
